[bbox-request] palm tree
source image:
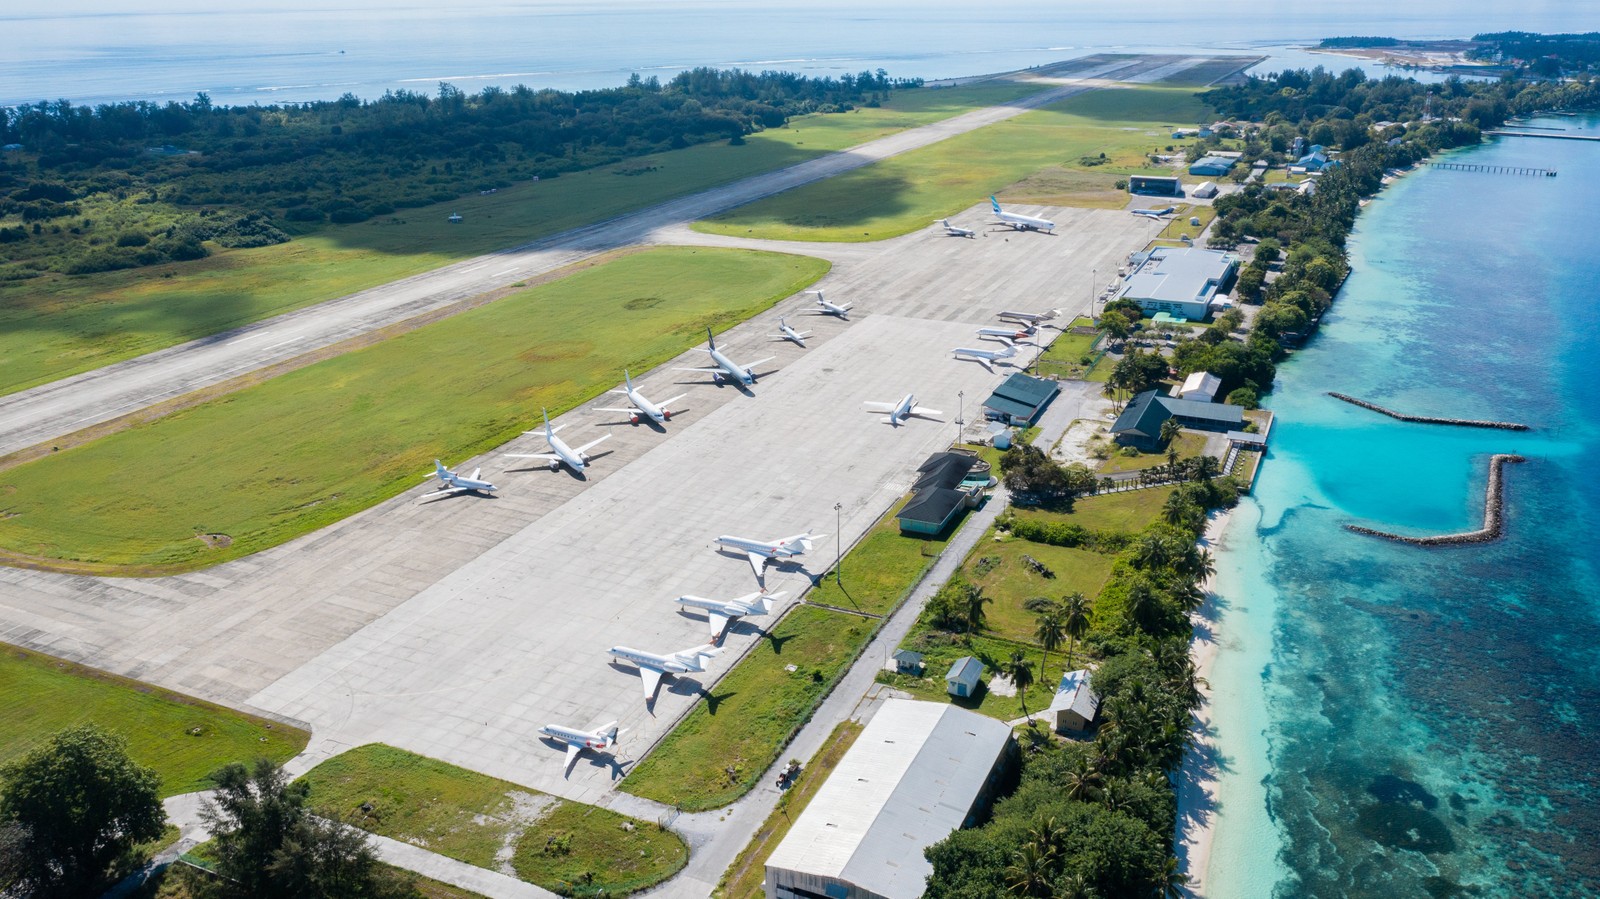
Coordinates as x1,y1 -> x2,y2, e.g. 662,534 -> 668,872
1005,840 -> 1055,898
962,583 -> 991,636
1195,453 -> 1222,481
1156,854 -> 1190,899
1125,581 -> 1166,634
1034,609 -> 1065,675
1007,651 -> 1035,719
1061,758 -> 1103,802
1133,533 -> 1173,571
1159,417 -> 1181,448
1061,592 -> 1090,668
1162,492 -> 1197,527
1058,871 -> 1100,899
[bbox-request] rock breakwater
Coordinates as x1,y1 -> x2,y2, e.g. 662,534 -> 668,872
1328,393 -> 1531,431
1347,454 -> 1526,546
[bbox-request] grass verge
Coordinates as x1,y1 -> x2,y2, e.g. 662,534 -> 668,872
1033,317 -> 1103,379
302,744 -> 686,896
0,247 -> 827,573
964,532 -> 1116,643
1096,431 -> 1208,474
1013,487 -> 1176,534
803,496 -> 954,617
0,643 -> 307,796
1157,203 -> 1218,240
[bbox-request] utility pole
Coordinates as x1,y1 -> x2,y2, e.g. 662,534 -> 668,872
1091,267 -> 1098,324
834,502 -> 842,587
956,390 -> 965,445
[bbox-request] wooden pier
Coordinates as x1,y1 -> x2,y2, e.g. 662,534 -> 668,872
1486,129 -> 1600,142
1421,160 -> 1556,177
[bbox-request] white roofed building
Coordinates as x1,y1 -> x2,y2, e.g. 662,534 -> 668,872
1178,371 -> 1222,403
765,699 -> 1014,899
1116,247 -> 1240,321
1049,669 -> 1101,733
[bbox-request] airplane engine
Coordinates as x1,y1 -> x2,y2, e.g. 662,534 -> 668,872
629,414 -> 640,425
712,373 -> 724,385
549,459 -> 561,471
663,410 -> 673,420
747,372 -> 758,384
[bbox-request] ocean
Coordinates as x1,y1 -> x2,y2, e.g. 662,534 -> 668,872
1204,119 -> 1600,897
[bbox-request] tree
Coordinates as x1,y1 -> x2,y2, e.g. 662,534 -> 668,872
961,583 -> 992,636
0,725 -> 165,897
1158,418 -> 1181,450
1034,608 -> 1065,676
1007,651 -> 1036,718
1061,592 -> 1091,669
1098,309 -> 1133,347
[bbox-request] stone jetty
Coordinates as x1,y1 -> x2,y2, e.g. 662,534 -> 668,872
1328,393 -> 1530,431
1347,454 -> 1526,546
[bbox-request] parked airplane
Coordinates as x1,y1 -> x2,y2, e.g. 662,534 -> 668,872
714,531 -> 827,580
419,460 -> 497,500
608,643 -> 722,701
997,309 -> 1060,325
771,317 -> 812,348
990,196 -> 1055,232
1131,206 -> 1177,218
675,590 -> 785,639
809,290 -> 853,320
864,393 -> 945,426
595,370 -> 686,425
678,328 -> 773,386
940,219 -> 976,238
977,325 -> 1034,344
539,721 -> 624,775
504,408 -> 610,473
952,343 -> 1018,372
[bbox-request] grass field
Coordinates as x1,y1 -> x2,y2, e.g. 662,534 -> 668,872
714,720 -> 864,899
803,495 -> 953,617
964,534 -> 1116,644
1013,486 -> 1176,534
695,85 -> 1213,242
0,248 -> 827,573
1097,431 -> 1208,474
153,859 -> 488,898
621,605 -> 875,811
876,627 -> 1065,723
1157,203 -> 1218,240
302,744 -> 686,896
1033,317 -> 1103,379
0,644 -> 307,796
0,83 -> 1045,399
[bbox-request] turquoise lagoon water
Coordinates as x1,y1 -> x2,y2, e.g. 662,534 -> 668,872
1205,121 -> 1600,898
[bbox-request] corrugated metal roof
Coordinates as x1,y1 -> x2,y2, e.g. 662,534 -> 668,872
1119,247 -> 1237,306
1110,390 -> 1170,439
897,488 -> 966,526
991,373 -> 1058,406
1048,669 -> 1100,721
946,656 -> 984,684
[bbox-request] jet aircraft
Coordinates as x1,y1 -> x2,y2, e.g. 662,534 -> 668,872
675,590 -> 785,639
595,370 -> 686,425
863,393 -> 945,426
1131,206 -> 1177,218
940,219 -> 976,238
977,325 -> 1035,343
808,291 -> 853,320
419,461 -> 497,500
608,643 -> 722,702
678,328 -> 773,386
714,531 -> 827,581
771,317 -> 812,348
539,720 -> 624,775
997,309 -> 1060,325
504,408 -> 610,473
952,343 -> 1018,372
990,196 -> 1055,232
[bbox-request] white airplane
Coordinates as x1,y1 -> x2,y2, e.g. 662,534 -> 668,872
977,325 -> 1035,343
675,590 -> 785,639
1131,206 -> 1177,218
504,408 -> 610,473
863,393 -> 945,426
609,643 -> 722,701
990,195 -> 1055,232
940,219 -> 976,238
678,328 -> 773,386
952,343 -> 1018,372
808,290 -> 853,320
539,720 -> 624,776
595,370 -> 686,425
771,317 -> 812,348
419,460 -> 497,500
998,309 -> 1060,325
714,531 -> 827,580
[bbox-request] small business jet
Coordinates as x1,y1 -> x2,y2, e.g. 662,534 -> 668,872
952,343 -> 1018,372
419,461 -> 497,500
675,590 -> 784,639
678,328 -> 773,386
1131,206 -> 1177,219
595,370 -> 686,425
997,309 -> 1060,325
715,531 -> 827,580
771,317 -> 812,348
809,291 -> 853,320
504,408 -> 610,473
864,393 -> 944,426
977,324 -> 1034,343
609,643 -> 722,702
940,219 -> 977,238
539,720 -> 624,776
990,196 -> 1055,232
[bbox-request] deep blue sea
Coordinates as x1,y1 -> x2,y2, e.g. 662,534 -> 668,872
1205,118 -> 1600,897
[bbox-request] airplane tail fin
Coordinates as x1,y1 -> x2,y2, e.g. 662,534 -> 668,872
542,407 -> 553,435
706,326 -> 716,350
434,460 -> 447,478
990,195 -> 1002,213
623,369 -> 633,389
600,722 -> 621,747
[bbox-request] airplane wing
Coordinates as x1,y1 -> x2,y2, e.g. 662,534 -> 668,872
418,487 -> 467,501
971,356 -> 995,372
746,552 -> 768,580
676,366 -> 724,374
741,356 -> 776,370
574,434 -> 610,455
863,402 -> 897,413
706,610 -> 732,638
658,393 -> 689,408
638,665 -> 666,701
594,406 -> 641,415
504,452 -> 561,462
911,407 -> 944,417
469,467 -> 481,481
564,742 -> 585,776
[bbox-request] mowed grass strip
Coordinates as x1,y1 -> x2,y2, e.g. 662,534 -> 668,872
622,605 -> 876,811
804,495 -> 952,617
0,82 -> 1046,397
0,644 -> 307,796
302,744 -> 685,895
0,247 -> 827,572
1013,486 -> 1177,534
694,85 -> 1213,242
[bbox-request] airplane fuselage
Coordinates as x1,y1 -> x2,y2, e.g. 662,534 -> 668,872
624,388 -> 669,424
608,646 -> 704,674
714,535 -> 802,560
709,347 -> 756,385
778,321 -> 807,346
978,327 -> 1031,342
545,431 -> 588,471
998,309 -> 1058,325
540,724 -> 612,750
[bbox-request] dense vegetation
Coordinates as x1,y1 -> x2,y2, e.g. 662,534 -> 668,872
0,68 -> 915,279
1471,32 -> 1600,76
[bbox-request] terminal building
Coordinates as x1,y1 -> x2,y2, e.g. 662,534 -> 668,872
1115,246 -> 1239,321
1111,389 -> 1245,451
765,699 -> 1014,899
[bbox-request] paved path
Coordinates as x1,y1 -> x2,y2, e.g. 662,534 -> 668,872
0,55 -> 1184,460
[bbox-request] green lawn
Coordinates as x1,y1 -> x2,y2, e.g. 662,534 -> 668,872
695,85 -> 1214,242
0,83 -> 1046,399
0,247 -> 827,573
622,605 -> 876,811
1097,431 -> 1208,474
804,495 -> 953,617
302,744 -> 686,896
876,628 -> 1066,723
1013,486 -> 1175,534
1033,317 -> 1103,379
1157,203 -> 1218,240
964,534 -> 1116,644
0,644 -> 307,796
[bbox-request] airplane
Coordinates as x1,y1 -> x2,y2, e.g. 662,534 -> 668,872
608,643 -> 722,701
1131,206 -> 1177,218
990,196 -> 1055,232
677,328 -> 773,386
997,309 -> 1060,325
977,325 -> 1034,343
539,720 -> 624,776
504,408 -> 610,473
419,460 -> 497,500
952,343 -> 1018,372
808,290 -> 853,320
675,590 -> 785,639
771,317 -> 812,348
863,393 -> 944,426
714,530 -> 827,581
595,369 -> 686,425
940,219 -> 976,238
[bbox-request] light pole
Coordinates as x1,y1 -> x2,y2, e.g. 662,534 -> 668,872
956,390 -> 965,445
1090,267 -> 1098,324
834,502 -> 842,586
